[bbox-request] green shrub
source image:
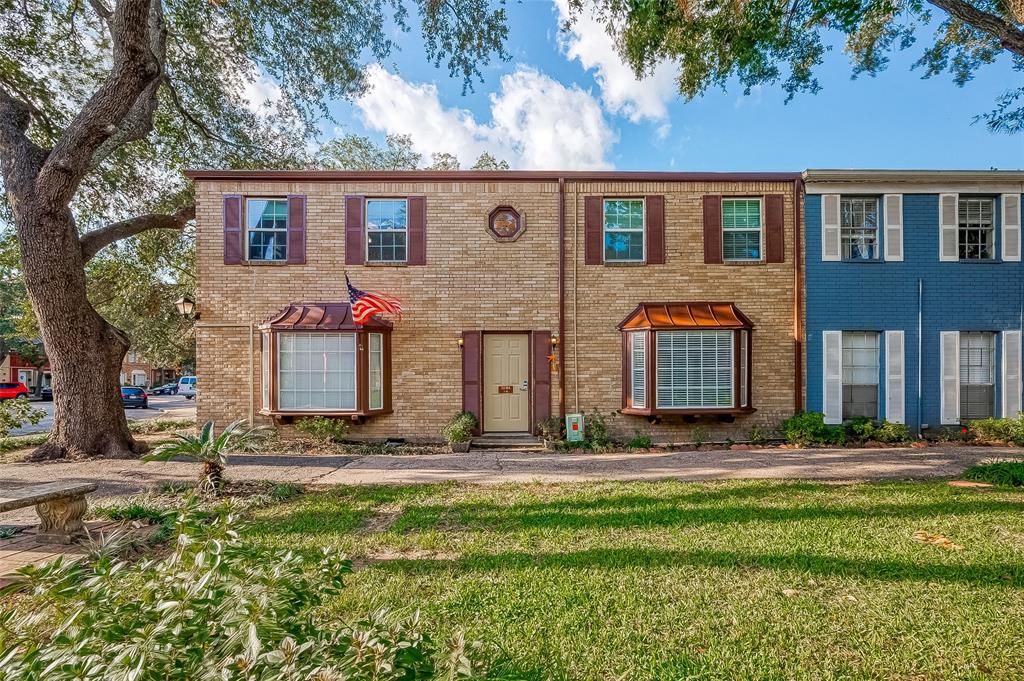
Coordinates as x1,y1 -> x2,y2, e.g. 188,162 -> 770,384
537,415 -> 564,441
584,410 -> 612,449
778,412 -> 846,446
848,417 -> 876,441
746,425 -> 773,446
441,411 -> 478,444
0,502 -> 482,679
691,426 -> 710,448
627,432 -> 653,449
962,460 -> 1024,487
968,416 -> 1024,446
0,398 -> 45,439
873,420 -> 912,444
295,415 -> 350,443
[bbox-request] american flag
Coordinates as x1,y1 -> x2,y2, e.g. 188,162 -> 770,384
346,274 -> 403,325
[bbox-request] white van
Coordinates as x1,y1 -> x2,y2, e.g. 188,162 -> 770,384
177,375 -> 197,399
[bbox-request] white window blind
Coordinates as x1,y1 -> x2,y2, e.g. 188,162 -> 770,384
369,333 -> 384,410
261,334 -> 271,410
1002,330 -> 1022,418
655,330 -> 733,409
1003,194 -> 1022,262
822,331 -> 843,424
631,332 -> 646,408
883,194 -> 903,261
939,331 -> 960,424
277,333 -> 357,411
885,331 -> 905,424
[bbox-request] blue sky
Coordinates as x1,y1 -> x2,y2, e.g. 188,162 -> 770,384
314,0 -> 1023,171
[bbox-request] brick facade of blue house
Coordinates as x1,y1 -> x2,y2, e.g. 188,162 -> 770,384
803,171 -> 1024,434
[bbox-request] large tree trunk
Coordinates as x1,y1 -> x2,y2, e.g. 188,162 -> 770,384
16,203 -> 139,460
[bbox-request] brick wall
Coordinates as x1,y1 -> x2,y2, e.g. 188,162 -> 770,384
194,176 -> 799,443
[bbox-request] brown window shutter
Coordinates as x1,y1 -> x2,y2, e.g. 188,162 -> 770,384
532,331 -> 552,430
223,194 -> 243,265
461,331 -> 482,428
407,196 -> 426,265
645,195 -> 665,264
345,195 -> 364,265
584,196 -> 603,265
286,195 -> 306,264
703,194 -> 723,264
764,194 -> 785,263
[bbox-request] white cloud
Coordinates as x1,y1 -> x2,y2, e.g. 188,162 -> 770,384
241,73 -> 284,114
554,0 -> 677,126
354,64 -> 615,169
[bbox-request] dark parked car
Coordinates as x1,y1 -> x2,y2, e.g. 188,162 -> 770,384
40,386 -> 52,401
120,386 -> 148,409
150,382 -> 178,395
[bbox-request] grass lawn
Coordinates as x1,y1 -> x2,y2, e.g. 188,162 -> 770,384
247,480 -> 1024,680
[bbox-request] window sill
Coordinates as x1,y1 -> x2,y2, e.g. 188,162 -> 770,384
259,408 -> 393,419
244,260 -> 291,267
839,258 -> 883,264
955,259 -> 1001,265
721,260 -> 767,266
620,406 -> 757,417
364,261 -> 409,267
602,261 -> 648,267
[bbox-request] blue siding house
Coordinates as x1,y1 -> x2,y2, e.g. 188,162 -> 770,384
803,170 -> 1024,435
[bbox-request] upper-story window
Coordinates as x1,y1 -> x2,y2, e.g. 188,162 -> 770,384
246,198 -> 288,262
840,196 -> 879,260
604,199 -> 645,262
366,199 -> 408,263
722,198 -> 762,261
959,197 -> 995,260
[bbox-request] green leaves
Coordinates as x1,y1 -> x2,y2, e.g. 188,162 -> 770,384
0,502 -> 474,680
143,420 -> 271,491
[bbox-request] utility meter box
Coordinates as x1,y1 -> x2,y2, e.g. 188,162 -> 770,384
565,413 -> 584,442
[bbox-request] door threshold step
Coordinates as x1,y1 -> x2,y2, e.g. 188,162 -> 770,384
471,434 -> 545,451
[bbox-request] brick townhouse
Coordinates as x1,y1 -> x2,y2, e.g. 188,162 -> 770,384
804,170 -> 1024,434
187,170 -> 803,442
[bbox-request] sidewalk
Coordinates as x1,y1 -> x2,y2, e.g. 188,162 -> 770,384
1,445 -> 1015,525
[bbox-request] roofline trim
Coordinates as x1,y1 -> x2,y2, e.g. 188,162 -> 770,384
803,169 -> 1024,184
184,169 -> 802,183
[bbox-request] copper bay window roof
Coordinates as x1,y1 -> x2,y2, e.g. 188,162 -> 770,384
618,303 -> 753,331
259,303 -> 393,331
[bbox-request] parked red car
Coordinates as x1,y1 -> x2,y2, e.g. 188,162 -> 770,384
0,382 -> 30,400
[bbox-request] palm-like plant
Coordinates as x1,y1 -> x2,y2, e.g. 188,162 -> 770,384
143,420 -> 270,494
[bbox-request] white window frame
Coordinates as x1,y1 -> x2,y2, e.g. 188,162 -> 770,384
602,198 -> 646,263
721,197 -> 764,262
276,332 -> 358,412
245,197 -> 289,262
630,332 -> 646,408
655,330 -> 735,409
365,198 -> 409,264
841,331 -> 880,420
839,195 -> 880,260
957,197 -> 996,261
369,332 -> 384,411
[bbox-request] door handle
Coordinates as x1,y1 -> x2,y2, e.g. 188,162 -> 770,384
520,379 -> 528,391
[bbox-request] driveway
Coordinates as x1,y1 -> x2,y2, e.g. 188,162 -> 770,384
10,394 -> 196,436
0,445 -> 1016,525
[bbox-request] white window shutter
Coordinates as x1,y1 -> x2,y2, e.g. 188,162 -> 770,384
939,194 -> 958,262
883,194 -> 903,261
821,195 -> 841,261
823,331 -> 843,424
1002,330 -> 1021,417
885,331 -> 905,423
940,331 -> 960,424
1002,194 -> 1021,262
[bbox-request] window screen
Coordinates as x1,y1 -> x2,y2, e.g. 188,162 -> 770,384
722,199 -> 762,261
960,331 -> 995,419
247,199 -> 288,261
604,199 -> 645,262
840,196 -> 879,260
842,331 -> 879,420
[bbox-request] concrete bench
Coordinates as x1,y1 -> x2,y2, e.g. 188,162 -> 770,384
0,482 -> 98,544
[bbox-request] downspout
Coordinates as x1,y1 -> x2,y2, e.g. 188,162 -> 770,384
917,278 -> 923,438
558,177 -> 566,417
793,178 -> 804,413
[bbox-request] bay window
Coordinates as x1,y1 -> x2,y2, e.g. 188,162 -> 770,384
620,303 -> 753,416
259,303 -> 392,417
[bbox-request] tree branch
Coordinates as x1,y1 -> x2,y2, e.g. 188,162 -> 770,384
927,0 -> 1024,57
0,84 -> 47,198
36,0 -> 166,207
80,204 -> 195,262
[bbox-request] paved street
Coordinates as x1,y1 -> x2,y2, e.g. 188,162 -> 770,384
10,395 -> 196,436
0,444 -> 1016,525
